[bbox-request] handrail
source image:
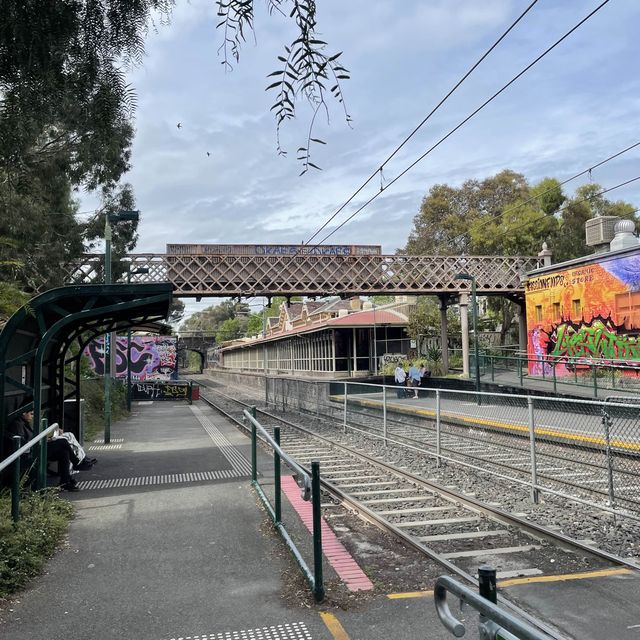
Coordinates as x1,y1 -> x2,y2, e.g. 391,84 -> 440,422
434,575 -> 553,640
243,409 -> 312,499
0,423 -> 58,474
242,407 -> 323,601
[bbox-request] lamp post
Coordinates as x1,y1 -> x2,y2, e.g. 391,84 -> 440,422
104,210 -> 139,443
372,303 -> 378,376
126,267 -> 149,411
454,272 -> 481,404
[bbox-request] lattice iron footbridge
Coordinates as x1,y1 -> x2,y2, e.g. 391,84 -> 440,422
67,252 -> 542,298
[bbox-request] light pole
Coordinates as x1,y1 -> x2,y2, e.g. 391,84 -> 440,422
126,267 -> 149,411
104,210 -> 139,443
454,272 -> 481,403
372,302 -> 378,376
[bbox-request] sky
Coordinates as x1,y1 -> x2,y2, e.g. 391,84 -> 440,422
83,0 -> 640,321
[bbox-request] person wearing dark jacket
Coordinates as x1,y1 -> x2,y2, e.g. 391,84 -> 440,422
5,409 -> 81,492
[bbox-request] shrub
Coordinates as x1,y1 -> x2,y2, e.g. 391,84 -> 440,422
0,488 -> 74,597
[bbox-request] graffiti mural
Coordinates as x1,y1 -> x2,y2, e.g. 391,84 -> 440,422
84,336 -> 178,381
525,251 -> 640,376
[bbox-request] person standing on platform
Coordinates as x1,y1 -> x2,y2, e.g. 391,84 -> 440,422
394,364 -> 407,398
408,363 -> 421,398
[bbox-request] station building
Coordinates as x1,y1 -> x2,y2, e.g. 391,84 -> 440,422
213,297 -> 413,378
524,218 -> 640,378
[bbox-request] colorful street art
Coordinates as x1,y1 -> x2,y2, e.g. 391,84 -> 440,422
525,251 -> 640,376
84,335 -> 178,381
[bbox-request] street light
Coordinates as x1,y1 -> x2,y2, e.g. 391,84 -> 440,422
126,267 -> 149,411
454,272 -> 481,404
104,210 -> 140,443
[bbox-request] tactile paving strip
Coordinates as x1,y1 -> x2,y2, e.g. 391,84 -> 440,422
77,469 -> 247,490
189,405 -> 252,475
168,621 -> 313,640
87,444 -> 123,451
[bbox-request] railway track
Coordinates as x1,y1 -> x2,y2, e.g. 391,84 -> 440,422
195,378 -> 639,637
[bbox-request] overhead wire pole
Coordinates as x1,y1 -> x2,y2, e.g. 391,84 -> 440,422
303,0 -> 541,246
309,0 -> 613,247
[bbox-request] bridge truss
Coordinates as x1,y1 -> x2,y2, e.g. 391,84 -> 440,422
68,253 -> 542,298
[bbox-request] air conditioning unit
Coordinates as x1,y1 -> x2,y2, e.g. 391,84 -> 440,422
585,216 -> 619,247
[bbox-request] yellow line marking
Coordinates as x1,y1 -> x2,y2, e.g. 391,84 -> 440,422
497,567 -> 632,587
320,612 -> 350,640
387,589 -> 433,599
385,568 -> 633,599
331,395 -> 640,451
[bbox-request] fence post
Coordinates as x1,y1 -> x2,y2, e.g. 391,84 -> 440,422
311,461 -> 324,602
188,381 -> 193,405
528,397 -> 539,504
250,406 -> 257,484
383,384 -> 388,447
602,409 -> 616,509
478,565 -> 497,604
343,382 -> 347,433
436,390 -> 442,468
274,427 -> 282,523
37,418 -> 48,490
593,365 -> 598,398
11,435 -> 22,523
552,361 -> 557,394
491,356 -> 495,382
316,381 -> 320,418
519,356 -> 524,387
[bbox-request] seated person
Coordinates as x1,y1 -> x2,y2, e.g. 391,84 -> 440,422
5,409 -> 82,492
52,424 -> 96,471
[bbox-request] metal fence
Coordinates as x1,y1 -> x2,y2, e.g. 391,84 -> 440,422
265,378 -> 640,519
478,352 -> 640,396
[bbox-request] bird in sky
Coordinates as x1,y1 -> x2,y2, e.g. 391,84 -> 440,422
206,152 -> 210,157
176,122 -> 182,129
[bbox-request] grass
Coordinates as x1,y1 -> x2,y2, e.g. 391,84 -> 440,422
0,487 -> 74,598
80,377 -> 128,443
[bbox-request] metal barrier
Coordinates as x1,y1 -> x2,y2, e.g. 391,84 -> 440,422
243,407 -> 324,602
267,379 -> 640,519
477,352 -> 640,396
0,421 -> 58,523
435,566 -> 552,639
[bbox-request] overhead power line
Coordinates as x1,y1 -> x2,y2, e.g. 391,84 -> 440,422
487,173 -> 640,243
310,0 -> 612,248
304,0 -> 541,246
447,140 -> 640,249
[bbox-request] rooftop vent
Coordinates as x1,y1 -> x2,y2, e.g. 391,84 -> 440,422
585,216 -> 620,248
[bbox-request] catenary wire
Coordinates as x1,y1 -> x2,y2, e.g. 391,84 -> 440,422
303,0 -> 541,246
311,0 -> 612,247
447,140 -> 640,249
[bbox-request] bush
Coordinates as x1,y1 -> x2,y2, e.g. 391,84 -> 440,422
0,488 -> 74,597
81,377 -> 128,442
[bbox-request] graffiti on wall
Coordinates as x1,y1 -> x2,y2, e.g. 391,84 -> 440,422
543,315 -> 640,369
84,336 -> 178,381
526,252 -> 640,376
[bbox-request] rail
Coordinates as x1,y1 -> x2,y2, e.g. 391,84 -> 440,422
0,421 -> 58,523
243,407 -> 324,602
434,567 -> 553,639
476,352 -> 640,396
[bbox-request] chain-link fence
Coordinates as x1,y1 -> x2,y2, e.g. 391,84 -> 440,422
265,377 -> 640,517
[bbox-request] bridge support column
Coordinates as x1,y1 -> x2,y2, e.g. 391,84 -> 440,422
438,296 -> 449,374
459,293 -> 470,378
517,301 -> 527,355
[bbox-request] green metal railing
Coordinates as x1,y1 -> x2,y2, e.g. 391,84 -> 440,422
0,420 -> 58,523
244,407 -> 324,602
476,352 -> 640,397
435,566 -> 553,639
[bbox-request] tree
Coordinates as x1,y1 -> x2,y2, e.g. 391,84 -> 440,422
216,318 -> 244,344
179,300 -> 250,334
552,183 -> 638,262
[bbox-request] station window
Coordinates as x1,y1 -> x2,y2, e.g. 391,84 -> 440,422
572,299 -> 581,318
552,302 -> 561,320
615,290 -> 640,328
535,305 -> 542,322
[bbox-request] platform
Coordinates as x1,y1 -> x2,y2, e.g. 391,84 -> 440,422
2,401 -> 640,640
